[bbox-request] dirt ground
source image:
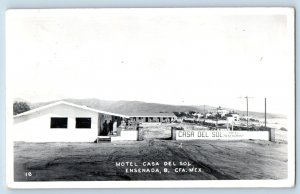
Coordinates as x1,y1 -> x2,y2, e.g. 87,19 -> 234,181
14,123 -> 288,181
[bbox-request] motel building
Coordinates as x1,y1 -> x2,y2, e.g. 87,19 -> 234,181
13,101 -> 136,142
128,113 -> 177,123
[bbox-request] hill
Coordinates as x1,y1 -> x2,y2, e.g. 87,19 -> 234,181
15,98 -> 285,119
27,98 -> 214,115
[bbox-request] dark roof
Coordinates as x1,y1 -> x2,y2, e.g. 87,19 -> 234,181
127,112 -> 176,117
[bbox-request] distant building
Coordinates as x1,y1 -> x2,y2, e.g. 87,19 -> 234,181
217,108 -> 229,117
230,113 -> 240,121
128,113 -> 177,123
192,112 -> 204,118
205,113 -> 213,118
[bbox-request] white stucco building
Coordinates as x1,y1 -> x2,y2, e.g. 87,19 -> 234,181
13,101 -> 130,142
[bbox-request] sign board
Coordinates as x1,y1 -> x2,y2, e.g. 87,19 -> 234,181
176,130 -> 270,141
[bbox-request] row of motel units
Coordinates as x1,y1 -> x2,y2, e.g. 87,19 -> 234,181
128,113 -> 177,123
13,101 -> 177,142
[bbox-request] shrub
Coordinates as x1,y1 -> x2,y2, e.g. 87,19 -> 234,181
13,101 -> 30,115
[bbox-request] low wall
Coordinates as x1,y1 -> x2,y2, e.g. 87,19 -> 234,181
111,130 -> 138,141
172,128 -> 275,141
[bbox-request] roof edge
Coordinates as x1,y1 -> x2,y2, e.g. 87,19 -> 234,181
13,101 -> 129,118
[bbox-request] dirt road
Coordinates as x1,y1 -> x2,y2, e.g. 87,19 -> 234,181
14,138 -> 287,181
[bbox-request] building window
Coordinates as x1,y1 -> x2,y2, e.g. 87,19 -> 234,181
50,117 -> 68,128
76,118 -> 91,128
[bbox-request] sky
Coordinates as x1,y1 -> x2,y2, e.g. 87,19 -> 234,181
6,8 -> 294,114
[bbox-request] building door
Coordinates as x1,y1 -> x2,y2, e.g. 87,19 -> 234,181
145,117 -> 149,122
98,113 -> 102,136
98,114 -> 111,136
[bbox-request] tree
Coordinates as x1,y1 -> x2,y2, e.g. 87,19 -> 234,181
189,111 -> 196,115
13,101 -> 30,115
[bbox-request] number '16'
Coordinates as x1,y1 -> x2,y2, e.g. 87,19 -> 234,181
25,172 -> 32,177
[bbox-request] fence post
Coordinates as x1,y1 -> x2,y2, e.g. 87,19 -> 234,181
137,126 -> 144,141
171,127 -> 177,140
268,128 -> 275,142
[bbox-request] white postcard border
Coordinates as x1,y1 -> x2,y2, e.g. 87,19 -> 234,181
5,7 -> 295,189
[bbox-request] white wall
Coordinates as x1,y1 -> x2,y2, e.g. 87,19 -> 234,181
13,104 -> 99,142
111,130 -> 138,141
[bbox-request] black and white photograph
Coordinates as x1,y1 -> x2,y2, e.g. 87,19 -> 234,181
5,8 -> 295,188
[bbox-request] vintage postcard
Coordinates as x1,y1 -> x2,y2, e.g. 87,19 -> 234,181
6,8 -> 295,188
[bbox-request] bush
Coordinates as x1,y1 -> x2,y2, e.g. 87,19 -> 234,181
279,127 -> 287,131
13,101 -> 30,115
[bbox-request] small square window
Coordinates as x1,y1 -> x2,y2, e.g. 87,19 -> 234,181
76,118 -> 91,128
51,117 -> 68,128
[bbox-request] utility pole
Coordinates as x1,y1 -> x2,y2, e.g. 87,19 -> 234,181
246,97 -> 249,127
239,96 -> 254,128
203,105 -> 206,122
265,98 -> 267,128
